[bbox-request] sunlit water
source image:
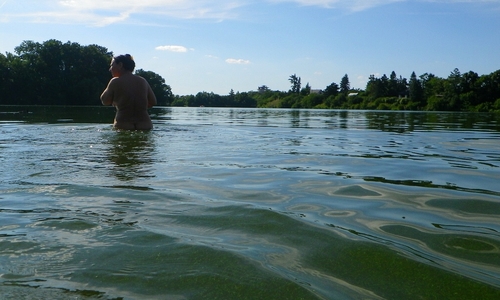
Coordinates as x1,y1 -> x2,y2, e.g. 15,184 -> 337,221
1,106 -> 500,299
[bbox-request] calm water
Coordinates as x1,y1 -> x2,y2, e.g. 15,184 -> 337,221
1,106 -> 500,299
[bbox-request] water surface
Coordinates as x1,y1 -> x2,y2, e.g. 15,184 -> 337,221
1,106 -> 500,299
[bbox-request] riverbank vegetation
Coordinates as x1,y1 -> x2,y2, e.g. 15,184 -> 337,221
1,39 -> 499,112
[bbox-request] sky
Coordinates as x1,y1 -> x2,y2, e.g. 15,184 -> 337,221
1,0 -> 499,95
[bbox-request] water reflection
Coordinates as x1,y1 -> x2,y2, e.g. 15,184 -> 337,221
151,107 -> 500,132
2,106 -> 500,299
106,131 -> 155,181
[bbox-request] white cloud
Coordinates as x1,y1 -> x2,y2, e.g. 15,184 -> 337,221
0,0 -> 247,26
269,0 -> 404,11
269,0 -> 500,11
156,45 -> 190,52
226,58 -> 251,64
2,0 -> 499,25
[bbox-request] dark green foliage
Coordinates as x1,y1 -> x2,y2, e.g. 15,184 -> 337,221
273,69 -> 500,112
0,39 -> 112,105
323,82 -> 339,98
340,74 -> 350,94
0,39 -> 170,106
2,39 -> 500,111
289,74 -> 301,94
409,71 -> 424,107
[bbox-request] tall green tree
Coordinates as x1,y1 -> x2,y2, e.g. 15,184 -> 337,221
388,71 -> 399,97
135,69 -> 173,106
289,74 -> 301,94
340,74 -> 350,94
409,71 -> 423,106
323,82 -> 339,98
445,68 -> 463,110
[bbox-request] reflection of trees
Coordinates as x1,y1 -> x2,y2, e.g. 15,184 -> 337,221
363,176 -> 500,196
364,111 -> 500,132
107,131 -> 155,181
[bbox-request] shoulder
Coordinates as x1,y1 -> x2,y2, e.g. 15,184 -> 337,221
107,77 -> 121,87
135,75 -> 148,83
134,75 -> 151,88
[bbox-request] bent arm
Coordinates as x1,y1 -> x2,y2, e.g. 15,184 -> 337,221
147,83 -> 157,108
101,78 -> 117,106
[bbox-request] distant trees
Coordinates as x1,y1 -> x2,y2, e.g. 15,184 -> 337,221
2,39 -> 500,112
170,90 -> 257,107
0,39 -> 171,106
252,70 -> 500,111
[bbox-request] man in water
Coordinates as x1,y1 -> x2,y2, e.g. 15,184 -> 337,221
101,54 -> 157,130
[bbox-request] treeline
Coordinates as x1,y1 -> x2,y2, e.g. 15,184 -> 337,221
0,39 -> 173,106
172,70 -> 500,112
1,39 -> 499,112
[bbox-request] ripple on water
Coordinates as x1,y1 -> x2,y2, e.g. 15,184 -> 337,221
2,109 -> 500,299
426,198 -> 500,216
332,185 -> 382,197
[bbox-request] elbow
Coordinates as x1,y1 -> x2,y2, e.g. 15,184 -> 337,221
100,95 -> 112,106
148,97 -> 157,108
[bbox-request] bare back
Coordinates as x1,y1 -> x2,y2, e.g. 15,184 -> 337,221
101,73 -> 157,130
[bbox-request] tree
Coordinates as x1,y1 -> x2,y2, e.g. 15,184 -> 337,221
234,92 -> 256,107
409,71 -> 423,106
258,85 -> 270,93
289,74 -> 301,94
301,93 -> 323,108
388,71 -> 399,97
171,95 -> 192,106
301,83 -> 311,96
365,74 -> 385,99
228,89 -> 236,105
0,53 -> 10,100
6,39 -> 111,105
136,69 -> 173,106
445,68 -> 463,110
323,82 -> 339,98
340,74 -> 350,94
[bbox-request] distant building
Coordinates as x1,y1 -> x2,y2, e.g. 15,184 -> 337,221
348,92 -> 358,97
310,89 -> 322,94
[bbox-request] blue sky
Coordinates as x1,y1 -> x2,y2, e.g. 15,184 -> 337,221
1,0 -> 499,95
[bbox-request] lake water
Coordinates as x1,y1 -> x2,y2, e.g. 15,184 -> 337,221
1,106 -> 500,299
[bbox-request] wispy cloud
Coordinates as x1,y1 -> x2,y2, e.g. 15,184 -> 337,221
270,0 -> 500,11
0,0 -> 247,26
226,58 -> 251,65
269,0 -> 403,10
155,45 -> 191,52
0,1 -> 8,10
1,0 -> 498,26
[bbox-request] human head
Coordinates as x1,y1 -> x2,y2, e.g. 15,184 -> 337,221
113,54 -> 135,72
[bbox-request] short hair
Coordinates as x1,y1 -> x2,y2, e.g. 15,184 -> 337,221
114,54 -> 135,72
